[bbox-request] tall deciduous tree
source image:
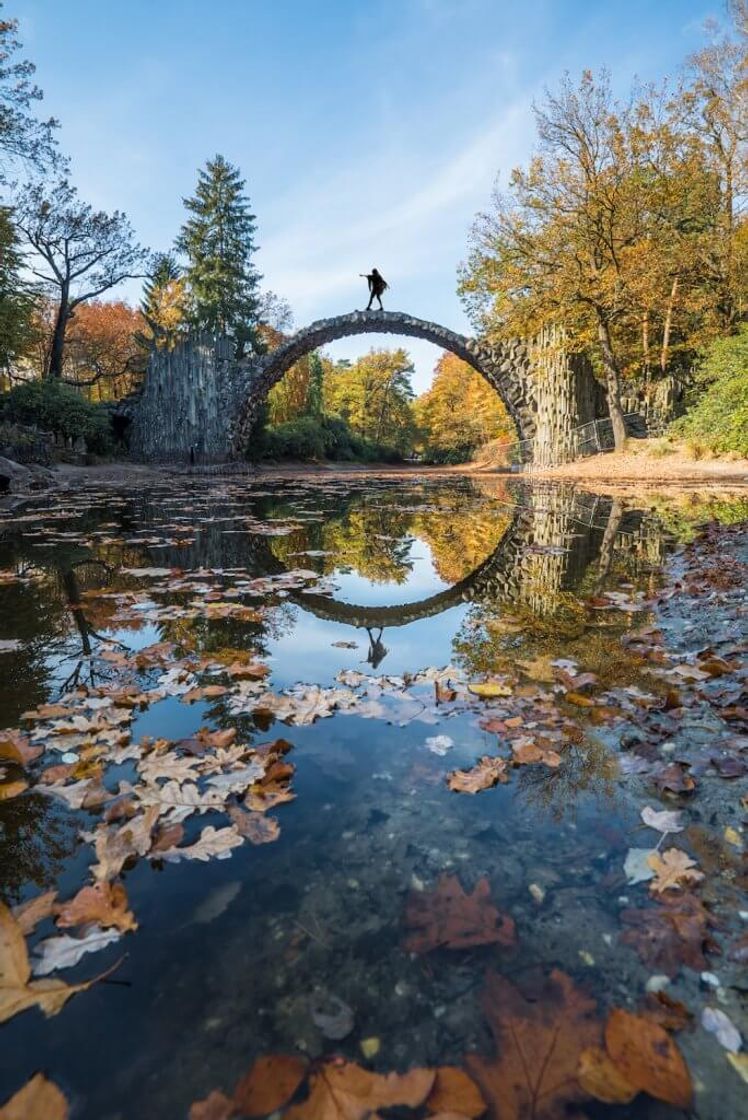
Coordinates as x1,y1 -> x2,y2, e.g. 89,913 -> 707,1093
460,71 -> 726,448
678,4 -> 748,327
62,300 -> 146,399
176,154 -> 261,354
0,6 -> 58,179
15,179 -> 148,379
415,352 -> 513,461
325,348 -> 416,451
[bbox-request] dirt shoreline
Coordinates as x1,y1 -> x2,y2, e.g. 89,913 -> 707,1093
47,453 -> 748,494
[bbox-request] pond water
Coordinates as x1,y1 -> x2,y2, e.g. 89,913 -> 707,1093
0,475 -> 746,1119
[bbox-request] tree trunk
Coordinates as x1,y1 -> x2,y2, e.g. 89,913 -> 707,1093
595,313 -> 627,450
659,277 -> 678,374
47,288 -> 70,380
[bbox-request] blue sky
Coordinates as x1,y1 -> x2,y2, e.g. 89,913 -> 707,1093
17,0 -> 720,391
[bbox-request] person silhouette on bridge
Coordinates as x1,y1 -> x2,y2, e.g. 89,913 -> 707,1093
360,268 -> 388,311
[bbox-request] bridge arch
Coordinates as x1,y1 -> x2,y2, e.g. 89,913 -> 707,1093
233,310 -> 536,455
288,504 -> 532,630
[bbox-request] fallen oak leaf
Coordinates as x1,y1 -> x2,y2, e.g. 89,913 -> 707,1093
447,757 -> 509,794
227,806 -> 280,844
403,874 -> 515,953
32,927 -> 121,976
157,824 -> 243,863
0,1073 -> 68,1119
0,902 -> 115,1024
12,891 -> 58,936
0,729 -> 41,766
55,882 -> 137,933
284,1060 -> 434,1120
511,740 -> 561,768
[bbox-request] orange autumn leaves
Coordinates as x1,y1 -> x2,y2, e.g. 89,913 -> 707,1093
188,972 -> 692,1120
190,1056 -> 486,1120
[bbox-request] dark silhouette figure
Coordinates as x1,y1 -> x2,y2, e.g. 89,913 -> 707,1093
360,268 -> 388,310
365,627 -> 388,669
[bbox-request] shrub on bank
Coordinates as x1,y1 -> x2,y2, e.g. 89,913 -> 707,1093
0,380 -> 114,455
670,329 -> 748,457
254,415 -> 403,463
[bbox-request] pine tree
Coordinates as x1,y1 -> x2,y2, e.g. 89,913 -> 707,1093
175,155 -> 261,354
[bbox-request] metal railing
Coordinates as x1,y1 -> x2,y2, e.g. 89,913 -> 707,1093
497,412 -> 646,471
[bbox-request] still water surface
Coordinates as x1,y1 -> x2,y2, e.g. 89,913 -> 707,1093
0,476 -> 746,1118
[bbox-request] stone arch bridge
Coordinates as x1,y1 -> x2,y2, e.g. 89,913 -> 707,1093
129,310 -> 606,467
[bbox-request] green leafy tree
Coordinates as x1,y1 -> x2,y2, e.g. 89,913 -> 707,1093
306,351 -> 324,417
0,206 -> 35,377
325,348 -> 417,452
176,154 -> 261,354
671,327 -> 748,455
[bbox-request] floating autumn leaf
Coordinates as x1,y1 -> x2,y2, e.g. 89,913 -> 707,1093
284,1061 -> 434,1120
511,740 -> 561,768
12,892 -> 57,936
156,824 -> 243,863
620,893 -> 718,976
447,756 -> 509,794
425,1066 -> 485,1117
227,806 -> 280,844
0,903 -> 110,1024
604,1008 -> 692,1108
640,806 -> 684,834
0,729 -> 41,766
0,776 -> 27,801
232,1054 -> 307,1116
577,1046 -> 638,1104
55,882 -> 137,933
403,875 -> 515,953
467,680 -> 512,699
643,991 -> 693,1032
181,685 -> 229,704
33,927 -> 121,976
653,763 -> 696,795
0,1073 -> 68,1119
647,848 -> 704,893
466,969 -> 601,1120
188,1090 -> 235,1119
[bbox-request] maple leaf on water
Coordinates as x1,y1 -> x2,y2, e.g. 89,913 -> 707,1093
465,969 -> 602,1120
403,874 -> 515,953
284,1061 -> 434,1120
0,1072 -> 68,1119
647,848 -> 704,893
447,756 -> 509,794
620,893 -> 719,977
232,1055 -> 308,1116
584,1008 -> 693,1108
